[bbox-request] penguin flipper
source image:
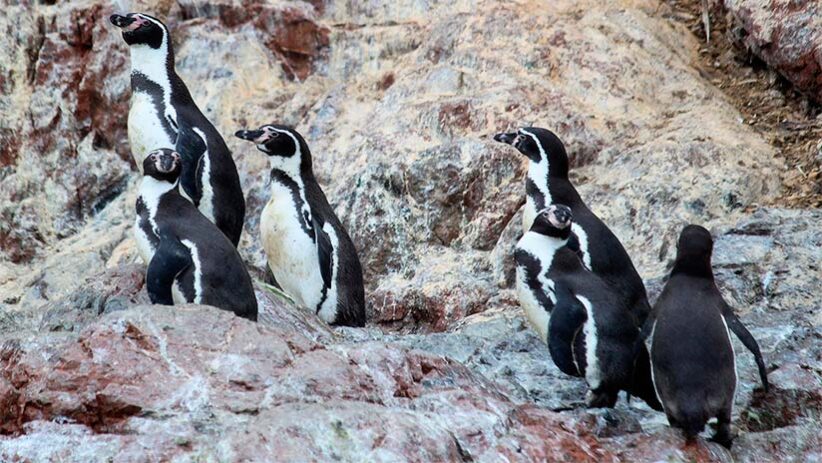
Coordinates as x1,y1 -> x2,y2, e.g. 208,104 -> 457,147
548,281 -> 587,377
722,304 -> 769,392
174,122 -> 207,204
146,237 -> 193,305
312,216 -> 334,289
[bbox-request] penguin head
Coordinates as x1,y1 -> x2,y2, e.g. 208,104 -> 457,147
493,127 -> 570,178
531,204 -> 573,239
109,13 -> 168,49
235,124 -> 313,175
672,224 -> 714,277
142,149 -> 181,184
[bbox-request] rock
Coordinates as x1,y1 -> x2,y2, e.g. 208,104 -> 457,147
731,421 -> 822,462
0,306 -> 613,461
0,0 -> 820,459
0,1 -> 132,264
606,428 -> 734,462
722,0 -> 822,101
741,360 -> 822,433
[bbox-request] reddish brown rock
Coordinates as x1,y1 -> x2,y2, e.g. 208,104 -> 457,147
0,306 -> 612,461
175,1 -> 330,80
723,0 -> 822,101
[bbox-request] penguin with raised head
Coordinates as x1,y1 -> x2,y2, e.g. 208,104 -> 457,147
515,205 -> 661,410
495,127 -> 650,326
643,225 -> 769,448
136,149 -> 257,321
110,12 -> 245,246
234,124 -> 365,327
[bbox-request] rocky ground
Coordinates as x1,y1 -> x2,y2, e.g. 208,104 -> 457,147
0,0 -> 820,461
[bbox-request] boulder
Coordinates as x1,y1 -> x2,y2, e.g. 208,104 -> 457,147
722,0 -> 822,101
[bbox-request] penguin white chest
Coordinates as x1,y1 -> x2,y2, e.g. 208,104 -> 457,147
128,91 -> 176,169
260,190 -> 324,311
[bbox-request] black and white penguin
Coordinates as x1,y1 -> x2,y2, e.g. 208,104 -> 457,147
234,124 -> 365,327
495,127 -> 650,326
643,225 -> 769,447
136,149 -> 257,321
110,12 -> 245,247
515,205 -> 661,410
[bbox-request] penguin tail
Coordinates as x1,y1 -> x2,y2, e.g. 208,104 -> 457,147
675,403 -> 708,441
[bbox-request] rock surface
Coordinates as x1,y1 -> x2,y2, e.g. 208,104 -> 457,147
0,306 -> 617,462
0,0 -> 819,461
722,0 -> 822,101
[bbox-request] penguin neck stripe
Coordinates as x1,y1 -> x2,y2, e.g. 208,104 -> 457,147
128,18 -> 175,93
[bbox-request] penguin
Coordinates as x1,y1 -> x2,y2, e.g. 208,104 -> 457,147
642,225 -> 769,448
110,12 -> 245,247
494,127 -> 650,326
514,205 -> 661,410
234,124 -> 365,327
136,148 -> 257,321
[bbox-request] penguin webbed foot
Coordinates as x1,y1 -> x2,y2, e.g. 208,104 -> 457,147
709,428 -> 733,449
585,389 -> 618,409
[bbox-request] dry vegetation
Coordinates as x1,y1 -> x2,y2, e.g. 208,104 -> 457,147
663,0 -> 822,207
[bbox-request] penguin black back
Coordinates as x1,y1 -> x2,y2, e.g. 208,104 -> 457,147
648,225 -> 768,447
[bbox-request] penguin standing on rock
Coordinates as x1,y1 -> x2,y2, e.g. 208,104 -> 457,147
515,205 -> 661,410
495,127 -> 650,326
643,225 -> 769,448
110,12 -> 245,246
235,124 -> 365,327
135,149 -> 257,321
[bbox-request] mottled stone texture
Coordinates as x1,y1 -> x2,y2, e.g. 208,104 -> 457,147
0,0 -> 819,461
723,0 -> 822,101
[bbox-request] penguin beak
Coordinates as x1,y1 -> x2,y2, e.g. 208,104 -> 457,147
235,129 -> 267,144
157,152 -> 179,173
110,14 -> 144,31
493,132 -> 517,146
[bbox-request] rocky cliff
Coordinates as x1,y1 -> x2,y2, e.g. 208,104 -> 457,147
0,0 -> 820,461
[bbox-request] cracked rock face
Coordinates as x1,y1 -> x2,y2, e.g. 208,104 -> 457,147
0,0 -> 819,460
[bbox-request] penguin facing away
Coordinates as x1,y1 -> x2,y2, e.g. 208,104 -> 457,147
643,225 -> 769,448
110,12 -> 245,247
515,205 -> 661,411
136,149 -> 258,322
235,124 -> 366,327
495,127 -> 650,327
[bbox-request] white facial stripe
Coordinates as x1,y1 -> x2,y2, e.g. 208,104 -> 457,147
522,129 -> 552,232
139,15 -> 168,34
266,128 -> 312,228
519,129 -> 548,160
